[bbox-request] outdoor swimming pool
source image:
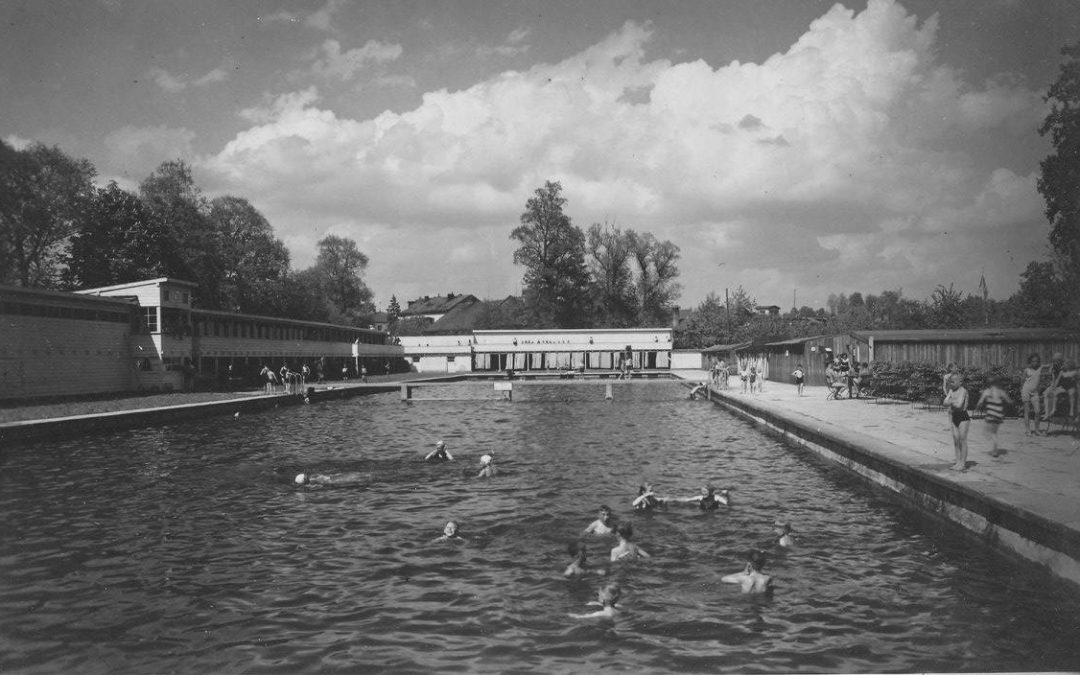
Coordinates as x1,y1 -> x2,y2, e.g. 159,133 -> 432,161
1,381 -> 1078,673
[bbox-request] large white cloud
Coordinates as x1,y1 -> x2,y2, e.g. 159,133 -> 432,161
199,0 -> 1049,307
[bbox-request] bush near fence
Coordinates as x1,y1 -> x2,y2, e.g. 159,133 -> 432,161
866,361 -> 1022,416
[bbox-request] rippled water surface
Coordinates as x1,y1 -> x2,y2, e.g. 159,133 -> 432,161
2,381 -> 1079,674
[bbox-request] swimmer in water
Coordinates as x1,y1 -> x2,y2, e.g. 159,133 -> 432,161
424,440 -> 454,461
477,454 -> 497,478
773,520 -> 794,548
569,583 -> 621,619
721,550 -> 773,594
294,471 -> 366,486
564,540 -> 606,578
583,505 -> 617,535
689,381 -> 708,399
433,520 -> 465,542
610,522 -> 650,561
632,484 -> 664,510
672,485 -> 730,511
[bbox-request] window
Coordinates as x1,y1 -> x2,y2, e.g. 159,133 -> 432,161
447,356 -> 456,363
182,292 -> 189,304
142,307 -> 158,333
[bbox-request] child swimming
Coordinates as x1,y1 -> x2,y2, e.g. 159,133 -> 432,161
294,471 -> 366,486
721,550 -> 773,594
671,485 -> 730,511
424,440 -> 454,461
564,540 -> 606,578
632,484 -> 664,510
583,505 -> 617,535
477,454 -> 497,478
568,583 -> 621,619
433,520 -> 466,542
610,522 -> 650,561
773,520 -> 794,548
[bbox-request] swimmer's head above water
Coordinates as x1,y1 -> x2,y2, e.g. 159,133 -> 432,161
480,454 -> 493,466
295,473 -> 308,485
443,520 -> 458,537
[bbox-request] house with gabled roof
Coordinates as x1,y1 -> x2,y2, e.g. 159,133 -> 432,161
400,294 -> 480,323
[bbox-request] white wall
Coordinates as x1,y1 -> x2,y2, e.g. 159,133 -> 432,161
670,350 -> 704,370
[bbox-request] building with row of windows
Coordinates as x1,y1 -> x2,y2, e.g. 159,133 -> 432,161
399,328 -> 674,374
1,278 -> 403,401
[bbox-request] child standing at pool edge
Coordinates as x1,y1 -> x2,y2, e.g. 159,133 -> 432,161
944,373 -> 971,471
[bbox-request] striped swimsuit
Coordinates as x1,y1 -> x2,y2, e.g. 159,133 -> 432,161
984,396 -> 1005,424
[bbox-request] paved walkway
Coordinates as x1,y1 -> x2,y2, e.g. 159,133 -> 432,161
673,370 -> 1080,531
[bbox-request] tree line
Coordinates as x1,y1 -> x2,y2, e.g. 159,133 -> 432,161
0,146 -> 375,325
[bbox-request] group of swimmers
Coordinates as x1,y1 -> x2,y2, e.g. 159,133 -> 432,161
295,439 -> 790,620
561,484 -> 794,619
294,439 -> 497,487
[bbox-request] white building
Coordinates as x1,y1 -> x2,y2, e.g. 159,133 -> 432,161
400,328 -> 673,374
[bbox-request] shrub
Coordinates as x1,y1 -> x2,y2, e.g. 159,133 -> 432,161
867,361 -> 1022,416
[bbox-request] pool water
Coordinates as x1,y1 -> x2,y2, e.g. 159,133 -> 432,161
1,381 -> 1078,674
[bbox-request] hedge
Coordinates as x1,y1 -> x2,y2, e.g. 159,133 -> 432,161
865,361 -> 1022,416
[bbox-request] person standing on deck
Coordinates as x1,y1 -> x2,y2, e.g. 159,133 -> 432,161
944,373 -> 971,471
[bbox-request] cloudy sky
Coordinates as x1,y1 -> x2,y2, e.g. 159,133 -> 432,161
3,0 -> 1077,311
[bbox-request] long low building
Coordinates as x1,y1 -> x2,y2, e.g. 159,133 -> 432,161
399,328 -> 673,374
1,278 -> 403,400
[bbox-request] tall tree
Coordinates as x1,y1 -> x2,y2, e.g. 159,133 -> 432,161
674,292 -> 729,348
727,285 -> 756,325
1037,41 -> 1080,325
386,295 -> 402,333
585,222 -> 637,326
312,234 -> 374,324
0,140 -> 96,287
279,267 -> 329,323
627,230 -> 681,325
209,196 -> 291,315
510,181 -> 592,327
1004,261 -> 1069,327
65,181 -> 164,288
927,284 -> 969,329
139,160 -> 221,305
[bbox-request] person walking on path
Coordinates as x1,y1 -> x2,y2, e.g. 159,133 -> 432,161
944,373 -> 971,471
793,363 -> 805,397
975,377 -> 1013,458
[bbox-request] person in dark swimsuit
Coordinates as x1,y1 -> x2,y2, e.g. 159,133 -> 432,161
632,484 -> 664,510
943,374 -> 970,471
670,485 -> 730,510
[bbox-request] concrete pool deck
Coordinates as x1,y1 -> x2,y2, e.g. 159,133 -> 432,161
672,369 -> 1080,587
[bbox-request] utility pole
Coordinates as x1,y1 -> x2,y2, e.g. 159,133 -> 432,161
717,263 -> 731,336
725,287 -> 731,335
